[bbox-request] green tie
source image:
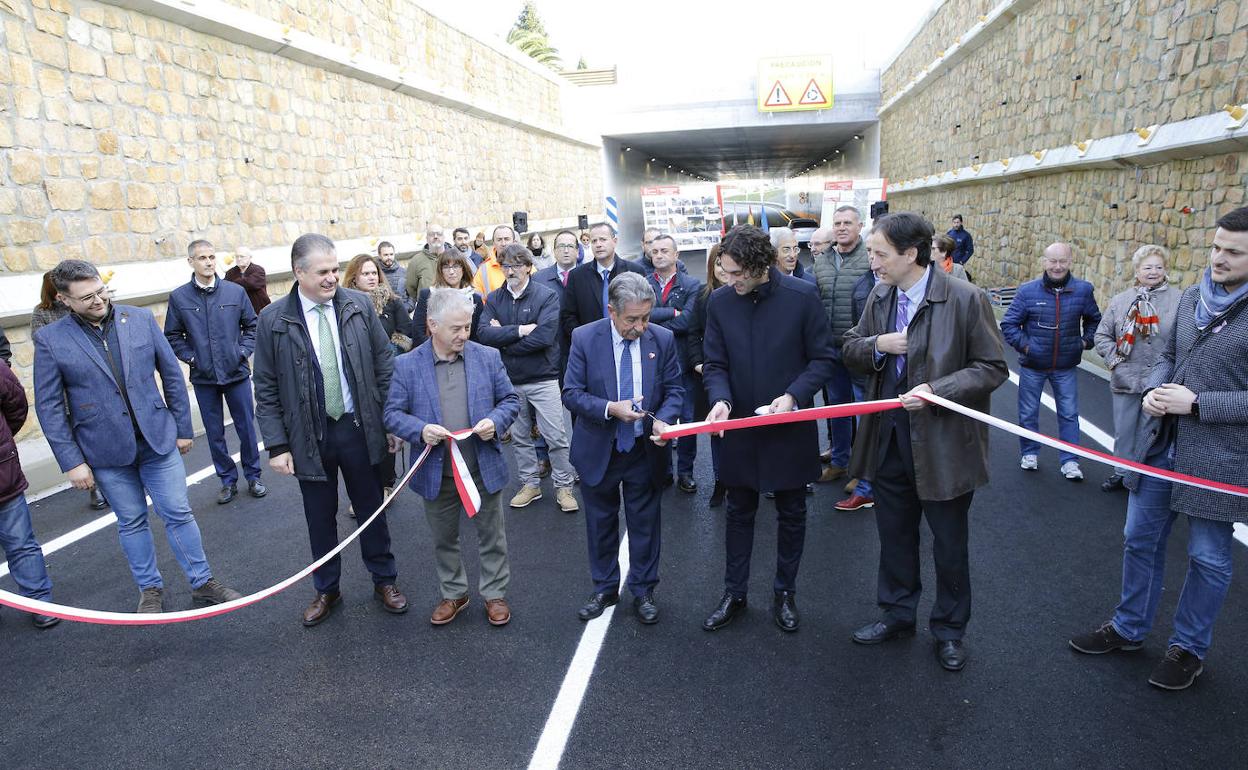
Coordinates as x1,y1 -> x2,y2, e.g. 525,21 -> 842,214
314,304 -> 345,420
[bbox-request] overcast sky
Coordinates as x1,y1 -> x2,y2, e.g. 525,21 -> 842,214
421,0 -> 942,96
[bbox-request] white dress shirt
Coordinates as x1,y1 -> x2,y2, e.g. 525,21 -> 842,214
298,289 -> 355,414
605,323 -> 644,431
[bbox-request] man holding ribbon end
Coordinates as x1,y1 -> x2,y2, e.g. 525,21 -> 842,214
1069,206 -> 1248,691
254,233 -> 408,627
701,225 -> 834,634
843,212 -> 1007,672
385,288 -> 520,627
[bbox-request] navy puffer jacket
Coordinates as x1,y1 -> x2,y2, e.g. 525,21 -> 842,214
1000,275 -> 1102,370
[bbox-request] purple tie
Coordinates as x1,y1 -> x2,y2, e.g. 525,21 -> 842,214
895,291 -> 910,378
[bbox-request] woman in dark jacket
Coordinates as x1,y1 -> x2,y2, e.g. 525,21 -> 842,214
342,254 -> 411,501
685,244 -> 729,506
343,254 -> 413,354
412,251 -> 483,347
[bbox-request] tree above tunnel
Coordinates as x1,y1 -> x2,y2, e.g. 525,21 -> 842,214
508,1 -> 562,71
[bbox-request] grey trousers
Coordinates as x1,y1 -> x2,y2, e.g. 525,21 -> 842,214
1111,391 -> 1146,475
511,379 -> 576,488
424,471 -> 510,600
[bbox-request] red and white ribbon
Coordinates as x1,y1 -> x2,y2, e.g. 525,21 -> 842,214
914,390 -> 1248,499
658,396 -> 1248,499
0,428 -> 488,625
447,428 -> 482,518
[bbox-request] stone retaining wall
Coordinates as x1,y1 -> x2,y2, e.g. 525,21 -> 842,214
881,0 -> 1248,293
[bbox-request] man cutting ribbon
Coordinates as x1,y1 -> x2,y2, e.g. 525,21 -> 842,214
385,288 -> 520,627
842,212 -> 1008,673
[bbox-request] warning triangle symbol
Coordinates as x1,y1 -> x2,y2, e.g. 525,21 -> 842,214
799,79 -> 828,105
765,80 -> 792,107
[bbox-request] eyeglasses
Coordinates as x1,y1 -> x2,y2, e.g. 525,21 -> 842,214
778,245 -> 800,254
65,287 -> 111,304
500,263 -> 527,271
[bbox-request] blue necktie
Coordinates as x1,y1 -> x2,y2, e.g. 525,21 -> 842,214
895,291 -> 910,378
601,267 -> 611,319
616,339 -> 635,453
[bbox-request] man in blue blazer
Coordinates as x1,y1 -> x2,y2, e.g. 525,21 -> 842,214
385,288 -> 520,627
33,259 -> 242,613
563,272 -> 684,625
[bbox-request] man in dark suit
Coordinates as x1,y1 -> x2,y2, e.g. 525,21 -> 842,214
559,223 -> 646,351
534,230 -> 581,300
34,259 -> 243,613
253,233 -> 408,627
164,239 -> 265,505
702,225 -> 834,633
563,272 -> 684,625
843,212 -> 1007,673
645,234 -> 703,492
385,288 -> 520,626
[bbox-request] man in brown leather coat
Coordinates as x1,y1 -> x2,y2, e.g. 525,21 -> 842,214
842,212 -> 1007,673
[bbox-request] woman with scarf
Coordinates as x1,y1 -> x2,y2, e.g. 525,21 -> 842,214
932,234 -> 970,283
343,254 -> 414,507
1093,245 -> 1181,491
343,254 -> 414,356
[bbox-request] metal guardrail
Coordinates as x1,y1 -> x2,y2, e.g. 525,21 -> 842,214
987,286 -> 1018,307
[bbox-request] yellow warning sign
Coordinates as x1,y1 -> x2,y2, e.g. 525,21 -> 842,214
757,55 -> 833,113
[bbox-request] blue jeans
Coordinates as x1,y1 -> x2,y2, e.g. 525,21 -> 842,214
1016,365 -> 1080,464
193,378 -> 261,487
824,346 -> 856,467
1111,450 -> 1234,659
92,438 -> 214,590
0,493 -> 53,601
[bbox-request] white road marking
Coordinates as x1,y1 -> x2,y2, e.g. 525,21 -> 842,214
1006,370 -> 1115,451
1,447 -> 257,579
528,535 -> 631,770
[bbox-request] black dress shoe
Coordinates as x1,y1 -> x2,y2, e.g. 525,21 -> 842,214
1101,473 -> 1125,492
577,591 -> 619,621
935,639 -> 967,671
773,591 -> 799,632
851,619 -> 917,645
248,479 -> 267,498
709,481 -> 725,508
217,484 -> 237,505
89,487 -> 109,510
677,474 -> 697,493
32,613 -> 61,630
634,593 -> 659,624
702,592 -> 747,631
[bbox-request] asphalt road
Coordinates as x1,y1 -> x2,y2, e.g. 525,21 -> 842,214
3,350 -> 1245,769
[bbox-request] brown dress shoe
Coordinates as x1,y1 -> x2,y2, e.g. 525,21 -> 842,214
486,598 -> 511,626
302,592 -> 341,627
374,584 -> 409,614
431,597 -> 469,625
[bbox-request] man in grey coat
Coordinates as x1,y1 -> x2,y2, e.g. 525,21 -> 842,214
253,233 -> 408,627
1070,206 -> 1248,691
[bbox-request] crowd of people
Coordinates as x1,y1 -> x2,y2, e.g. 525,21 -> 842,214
1,205 -> 1246,694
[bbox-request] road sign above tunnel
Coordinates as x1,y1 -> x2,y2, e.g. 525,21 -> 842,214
757,55 -> 833,113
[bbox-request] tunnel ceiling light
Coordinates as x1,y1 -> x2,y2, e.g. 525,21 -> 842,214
650,158 -> 656,162
625,147 -> 632,151
854,134 -> 862,140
